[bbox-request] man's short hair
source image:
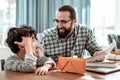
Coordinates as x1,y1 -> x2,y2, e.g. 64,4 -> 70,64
58,5 -> 77,19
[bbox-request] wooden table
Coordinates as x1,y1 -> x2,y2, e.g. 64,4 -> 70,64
1,70 -> 120,80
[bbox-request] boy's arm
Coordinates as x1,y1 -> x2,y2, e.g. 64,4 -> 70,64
4,54 -> 37,72
36,56 -> 56,69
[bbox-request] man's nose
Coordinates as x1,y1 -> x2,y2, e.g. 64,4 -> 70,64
57,22 -> 63,28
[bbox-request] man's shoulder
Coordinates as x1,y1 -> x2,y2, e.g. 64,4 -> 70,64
41,27 -> 57,37
76,24 -> 91,32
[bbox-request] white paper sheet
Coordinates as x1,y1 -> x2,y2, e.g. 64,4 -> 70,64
86,41 -> 116,62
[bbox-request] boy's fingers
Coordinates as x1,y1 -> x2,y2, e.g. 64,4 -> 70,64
35,68 -> 39,75
14,41 -> 22,46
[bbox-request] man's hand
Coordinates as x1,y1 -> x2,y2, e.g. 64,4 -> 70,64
93,51 -> 105,62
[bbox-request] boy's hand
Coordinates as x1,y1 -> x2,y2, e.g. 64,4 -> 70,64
35,48 -> 44,56
35,66 -> 49,75
35,64 -> 52,75
14,37 -> 33,54
14,37 -> 32,46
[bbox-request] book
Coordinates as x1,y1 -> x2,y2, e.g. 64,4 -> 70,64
107,54 -> 120,60
86,41 -> 116,62
86,61 -> 120,68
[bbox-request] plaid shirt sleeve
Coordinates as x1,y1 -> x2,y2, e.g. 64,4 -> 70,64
83,27 -> 102,56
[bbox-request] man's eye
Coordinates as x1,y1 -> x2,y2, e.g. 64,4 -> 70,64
61,20 -> 67,23
55,20 -> 59,23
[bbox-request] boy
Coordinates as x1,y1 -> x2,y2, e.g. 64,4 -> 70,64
4,25 -> 56,75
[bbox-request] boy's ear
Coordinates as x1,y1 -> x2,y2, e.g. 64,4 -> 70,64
18,45 -> 24,50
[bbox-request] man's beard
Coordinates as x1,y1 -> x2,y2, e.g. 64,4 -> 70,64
57,22 -> 73,38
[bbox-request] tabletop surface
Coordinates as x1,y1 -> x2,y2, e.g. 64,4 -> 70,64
1,69 -> 120,80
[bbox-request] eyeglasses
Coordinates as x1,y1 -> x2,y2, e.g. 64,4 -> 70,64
53,19 -> 72,24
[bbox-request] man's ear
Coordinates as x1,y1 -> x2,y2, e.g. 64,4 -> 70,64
73,19 -> 77,24
18,45 -> 24,50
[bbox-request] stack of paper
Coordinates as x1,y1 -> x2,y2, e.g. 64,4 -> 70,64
107,54 -> 120,60
86,42 -> 119,68
86,61 -> 120,68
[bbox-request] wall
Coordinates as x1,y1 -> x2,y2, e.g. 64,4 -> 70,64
0,47 -> 13,71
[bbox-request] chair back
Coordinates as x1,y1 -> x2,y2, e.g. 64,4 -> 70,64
108,34 -> 120,51
0,59 -> 5,71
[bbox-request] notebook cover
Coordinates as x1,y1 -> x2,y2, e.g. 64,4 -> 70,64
57,57 -> 86,74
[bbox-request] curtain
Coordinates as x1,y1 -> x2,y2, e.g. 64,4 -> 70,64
16,0 -> 37,29
114,0 -> 120,34
16,0 -> 90,32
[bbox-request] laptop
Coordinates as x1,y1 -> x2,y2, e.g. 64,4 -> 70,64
86,66 -> 120,73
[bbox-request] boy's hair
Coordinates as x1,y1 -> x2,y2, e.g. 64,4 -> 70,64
6,25 -> 37,53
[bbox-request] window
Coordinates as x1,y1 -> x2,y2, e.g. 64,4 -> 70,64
90,0 -> 116,47
0,0 -> 16,46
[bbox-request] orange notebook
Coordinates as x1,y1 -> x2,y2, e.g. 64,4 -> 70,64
57,57 -> 86,74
